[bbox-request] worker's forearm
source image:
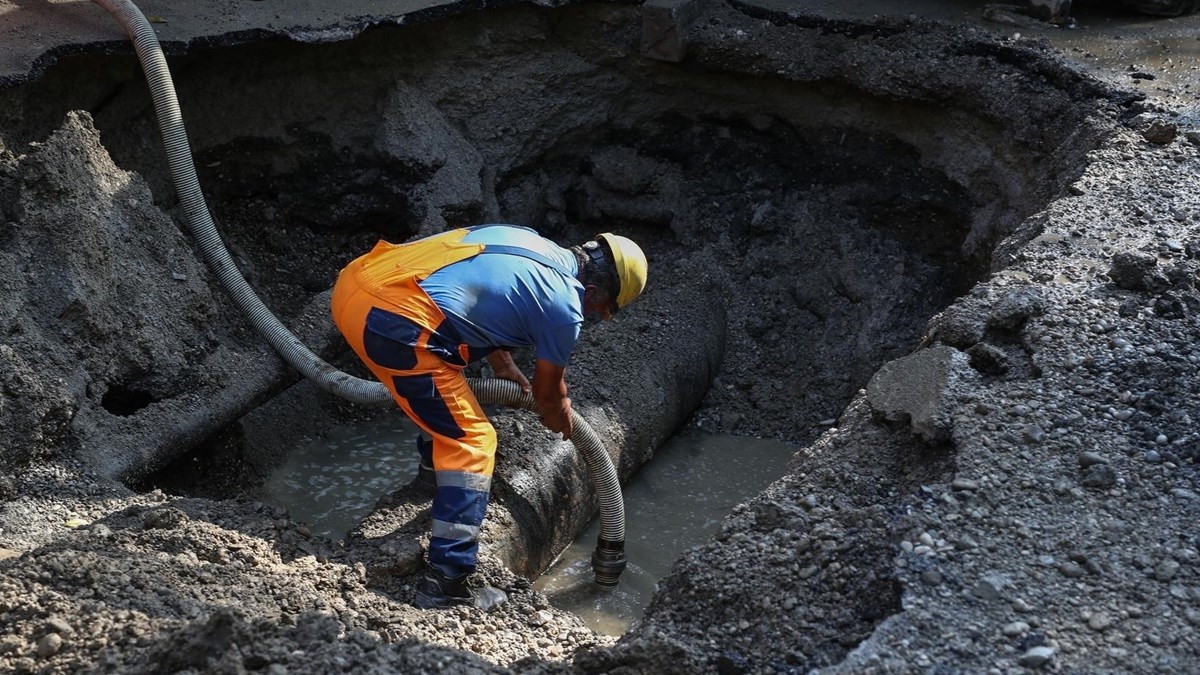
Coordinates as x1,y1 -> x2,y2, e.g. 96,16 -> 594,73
532,360 -> 568,410
487,349 -> 515,373
533,359 -> 573,440
487,348 -> 531,392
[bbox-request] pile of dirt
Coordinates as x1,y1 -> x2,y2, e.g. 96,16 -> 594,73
2,1 -> 1197,673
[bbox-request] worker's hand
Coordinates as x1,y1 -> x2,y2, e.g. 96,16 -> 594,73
492,362 -> 531,393
486,350 -> 531,394
533,358 -> 571,440
540,397 -> 573,441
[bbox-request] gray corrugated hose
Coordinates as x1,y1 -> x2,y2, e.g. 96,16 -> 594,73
467,378 -> 627,585
90,0 -> 626,586
91,0 -> 390,406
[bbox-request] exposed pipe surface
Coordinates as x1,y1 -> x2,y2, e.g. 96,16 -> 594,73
467,378 -> 627,585
89,0 -> 626,584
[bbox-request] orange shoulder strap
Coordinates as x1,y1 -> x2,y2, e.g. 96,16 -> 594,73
357,228 -> 484,287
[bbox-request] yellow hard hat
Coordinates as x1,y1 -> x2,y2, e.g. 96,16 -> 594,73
596,232 -> 647,310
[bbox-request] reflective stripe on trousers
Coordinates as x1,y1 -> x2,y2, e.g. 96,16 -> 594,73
331,230 -> 496,578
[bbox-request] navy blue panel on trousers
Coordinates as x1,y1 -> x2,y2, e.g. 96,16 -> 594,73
363,307 -> 421,371
428,319 -> 467,367
428,478 -> 491,577
432,485 -> 489,525
415,435 -> 434,469
391,373 -> 466,440
429,536 -> 481,577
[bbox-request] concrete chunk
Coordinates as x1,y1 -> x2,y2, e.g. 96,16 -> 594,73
641,0 -> 702,62
866,346 -> 975,443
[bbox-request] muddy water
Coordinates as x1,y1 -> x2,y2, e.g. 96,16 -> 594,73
534,432 -> 796,636
256,418 -> 795,633
255,413 -> 421,539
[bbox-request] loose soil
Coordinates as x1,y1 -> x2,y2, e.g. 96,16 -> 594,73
1,1 -> 1198,673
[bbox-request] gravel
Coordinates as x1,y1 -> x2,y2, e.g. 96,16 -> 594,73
3,1 -> 1200,674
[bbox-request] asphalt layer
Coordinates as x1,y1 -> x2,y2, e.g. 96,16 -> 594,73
0,0 -> 468,86
3,0 -> 1200,673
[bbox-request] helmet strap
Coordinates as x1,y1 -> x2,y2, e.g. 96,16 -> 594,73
581,241 -> 619,312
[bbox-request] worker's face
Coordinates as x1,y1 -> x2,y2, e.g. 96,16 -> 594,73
583,286 -> 614,323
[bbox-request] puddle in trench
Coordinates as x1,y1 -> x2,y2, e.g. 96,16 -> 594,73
255,413 -> 422,540
254,415 -> 794,636
534,432 -> 796,636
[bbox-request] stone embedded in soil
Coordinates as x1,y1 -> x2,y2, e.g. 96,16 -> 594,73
1154,560 -> 1181,582
1141,120 -> 1178,145
1088,613 -> 1113,631
986,287 -> 1046,332
1018,646 -> 1055,669
36,633 -> 62,658
866,346 -> 975,443
1081,464 -> 1117,489
1023,425 -> 1046,444
1109,252 -> 1165,292
142,507 -> 188,529
1058,561 -> 1086,578
44,618 -> 72,636
973,574 -> 1007,601
966,342 -> 1008,375
1002,621 -> 1030,637
951,478 -> 979,491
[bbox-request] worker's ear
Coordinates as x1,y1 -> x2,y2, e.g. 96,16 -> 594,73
581,285 -> 613,321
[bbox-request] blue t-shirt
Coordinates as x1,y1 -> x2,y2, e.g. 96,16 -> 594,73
419,225 -> 584,366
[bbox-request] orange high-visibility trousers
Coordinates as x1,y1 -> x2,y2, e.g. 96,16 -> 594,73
331,229 -> 497,577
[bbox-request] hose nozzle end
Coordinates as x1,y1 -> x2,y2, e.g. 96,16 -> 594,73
591,538 -> 627,587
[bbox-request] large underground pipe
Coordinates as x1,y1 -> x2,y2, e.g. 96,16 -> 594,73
88,0 -> 627,585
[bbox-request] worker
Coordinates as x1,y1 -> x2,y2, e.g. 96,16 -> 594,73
330,224 -> 647,609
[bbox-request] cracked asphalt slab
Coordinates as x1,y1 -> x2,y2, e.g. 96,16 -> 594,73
0,0 -> 499,87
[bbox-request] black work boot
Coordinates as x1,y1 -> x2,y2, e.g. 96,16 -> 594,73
412,566 -> 474,609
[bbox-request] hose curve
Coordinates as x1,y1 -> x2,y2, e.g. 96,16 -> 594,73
468,378 -> 627,586
466,379 -> 626,543
91,0 -> 391,405
91,0 -> 626,584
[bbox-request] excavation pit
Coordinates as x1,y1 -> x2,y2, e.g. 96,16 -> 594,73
0,1 -> 1120,671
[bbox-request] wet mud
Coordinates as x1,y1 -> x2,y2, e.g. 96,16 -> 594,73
2,0 -> 1195,673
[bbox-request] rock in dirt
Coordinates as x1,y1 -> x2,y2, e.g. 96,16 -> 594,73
474,586 -> 509,611
1002,621 -> 1030,637
44,618 -> 73,636
1109,252 -> 1165,292
986,287 -> 1045,332
36,633 -> 62,658
1081,464 -> 1117,489
867,346 -> 976,442
1142,120 -> 1178,145
973,573 -> 1008,601
142,507 -> 188,530
1019,645 -> 1055,668
1154,559 -> 1180,582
